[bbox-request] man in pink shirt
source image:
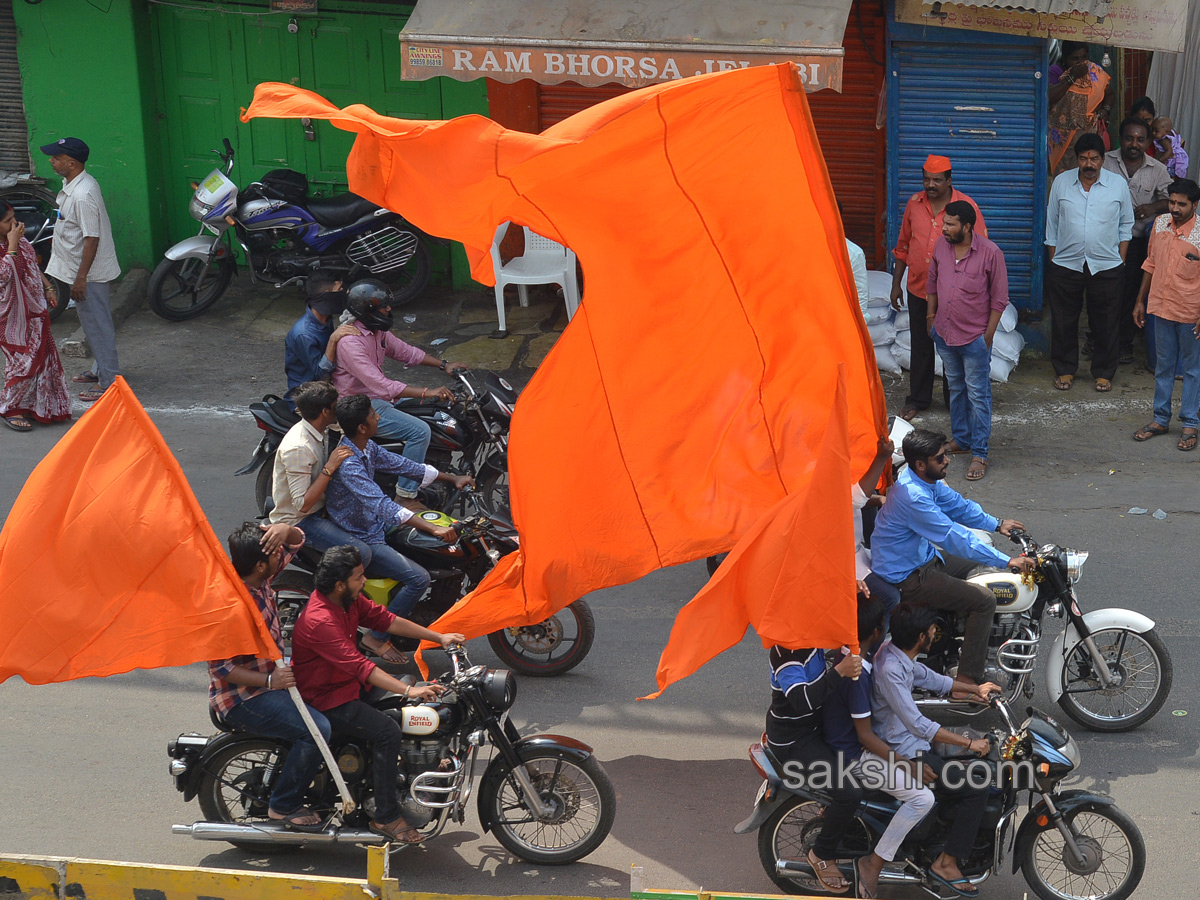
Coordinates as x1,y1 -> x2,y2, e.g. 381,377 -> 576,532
332,279 -> 466,498
927,201 -> 1009,482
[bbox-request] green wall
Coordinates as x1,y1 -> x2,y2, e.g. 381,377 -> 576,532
13,0 -> 162,271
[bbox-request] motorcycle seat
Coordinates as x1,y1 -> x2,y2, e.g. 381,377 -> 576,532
306,192 -> 383,228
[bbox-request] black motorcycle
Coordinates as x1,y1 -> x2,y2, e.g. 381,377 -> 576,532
271,490 -> 595,678
238,368 -> 514,519
168,643 -> 615,863
739,695 -> 1145,900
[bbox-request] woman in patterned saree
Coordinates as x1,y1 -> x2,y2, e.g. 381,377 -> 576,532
1049,42 -> 1116,176
0,200 -> 71,431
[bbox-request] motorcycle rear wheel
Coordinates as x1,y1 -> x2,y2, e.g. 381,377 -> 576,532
1056,627 -> 1172,732
476,467 -> 510,518
757,795 -> 871,895
483,750 -> 615,864
375,237 -> 431,305
1019,805 -> 1145,900
196,739 -> 300,853
487,599 -> 595,677
147,252 -> 236,320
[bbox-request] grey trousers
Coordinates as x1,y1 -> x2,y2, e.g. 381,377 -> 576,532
75,280 -> 121,388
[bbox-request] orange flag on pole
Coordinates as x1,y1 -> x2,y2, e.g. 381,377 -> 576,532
242,64 -> 886,680
0,378 -> 279,685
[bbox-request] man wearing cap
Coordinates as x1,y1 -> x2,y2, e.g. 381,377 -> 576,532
40,137 -> 121,402
890,156 -> 987,422
284,270 -> 355,399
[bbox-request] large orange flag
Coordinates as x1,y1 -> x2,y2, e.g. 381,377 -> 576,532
242,64 -> 886,676
0,378 -> 279,685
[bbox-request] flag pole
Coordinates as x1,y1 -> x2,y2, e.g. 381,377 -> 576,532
277,659 -> 356,815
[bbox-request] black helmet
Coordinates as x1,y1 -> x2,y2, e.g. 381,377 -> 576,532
345,279 -> 395,332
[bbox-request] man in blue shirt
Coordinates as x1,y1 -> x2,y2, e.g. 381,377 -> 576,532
1045,132 -> 1135,392
284,272 -> 351,397
326,393 -> 473,662
870,429 -> 1033,686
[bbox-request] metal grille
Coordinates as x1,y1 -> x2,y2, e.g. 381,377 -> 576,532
345,226 -> 419,273
0,0 -> 32,175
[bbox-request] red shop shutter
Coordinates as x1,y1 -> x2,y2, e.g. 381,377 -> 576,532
537,82 -> 632,131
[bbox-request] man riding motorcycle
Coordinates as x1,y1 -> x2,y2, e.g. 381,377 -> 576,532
869,428 -> 1034,688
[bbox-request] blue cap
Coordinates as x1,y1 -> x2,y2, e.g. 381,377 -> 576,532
39,137 -> 90,163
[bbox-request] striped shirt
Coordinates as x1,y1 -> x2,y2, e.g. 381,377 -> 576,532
766,646 -> 844,751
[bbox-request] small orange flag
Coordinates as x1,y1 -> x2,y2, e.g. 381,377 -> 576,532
0,378 -> 279,685
643,368 -> 859,699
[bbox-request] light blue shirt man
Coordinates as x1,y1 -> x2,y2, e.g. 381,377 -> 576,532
1045,166 -> 1134,274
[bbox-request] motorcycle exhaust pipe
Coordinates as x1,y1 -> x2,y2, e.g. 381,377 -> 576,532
173,821 -> 388,845
775,859 -> 926,886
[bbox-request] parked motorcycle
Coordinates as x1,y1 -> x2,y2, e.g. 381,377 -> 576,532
148,139 -> 432,320
237,368 -> 514,519
168,643 -> 615,862
740,695 -> 1145,900
271,490 -> 594,678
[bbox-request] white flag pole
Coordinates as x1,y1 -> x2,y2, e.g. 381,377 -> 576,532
277,658 -> 356,815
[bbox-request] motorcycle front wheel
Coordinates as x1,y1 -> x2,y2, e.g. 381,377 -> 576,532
476,467 -> 510,518
196,739 -> 300,852
1056,627 -> 1172,732
1019,805 -> 1145,900
147,251 -> 236,320
487,599 -> 595,676
482,750 -> 615,864
757,794 -> 871,895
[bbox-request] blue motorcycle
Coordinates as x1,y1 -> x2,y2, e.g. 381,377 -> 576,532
148,139 -> 433,320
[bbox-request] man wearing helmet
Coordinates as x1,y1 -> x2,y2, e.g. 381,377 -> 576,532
333,279 -> 467,500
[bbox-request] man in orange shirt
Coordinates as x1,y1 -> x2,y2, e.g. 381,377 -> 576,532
1132,178 -> 1200,451
891,156 -> 987,422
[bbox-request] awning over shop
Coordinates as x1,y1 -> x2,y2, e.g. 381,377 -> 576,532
946,0 -> 1112,14
399,0 -> 852,92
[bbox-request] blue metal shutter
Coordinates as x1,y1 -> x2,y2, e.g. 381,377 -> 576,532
887,38 -> 1047,311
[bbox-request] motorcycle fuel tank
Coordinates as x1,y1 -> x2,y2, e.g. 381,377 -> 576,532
400,705 -> 441,736
968,570 -> 1037,613
237,197 -> 313,231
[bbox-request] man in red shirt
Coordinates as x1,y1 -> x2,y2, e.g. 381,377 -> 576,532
291,545 -> 464,843
891,155 -> 987,421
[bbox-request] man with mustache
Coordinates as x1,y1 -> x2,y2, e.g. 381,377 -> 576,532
1132,179 -> 1200,451
1045,132 -> 1134,392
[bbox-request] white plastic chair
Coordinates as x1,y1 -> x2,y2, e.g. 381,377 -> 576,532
489,222 -> 581,332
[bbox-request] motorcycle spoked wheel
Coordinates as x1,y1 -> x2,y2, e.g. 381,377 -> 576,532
476,467 -> 510,518
482,749 -> 616,864
757,795 -> 872,895
374,237 -> 431,306
271,570 -> 315,656
1056,627 -> 1173,733
486,599 -> 595,677
147,252 -> 236,321
1019,805 -> 1145,900
196,739 -> 302,853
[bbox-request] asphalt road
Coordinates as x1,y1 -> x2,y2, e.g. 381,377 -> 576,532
0,292 -> 1196,899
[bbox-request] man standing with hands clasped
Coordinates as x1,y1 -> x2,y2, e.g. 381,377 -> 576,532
927,201 -> 1010,482
40,137 -> 121,403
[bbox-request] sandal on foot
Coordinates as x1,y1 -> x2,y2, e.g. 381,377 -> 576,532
1179,430 -> 1198,452
853,858 -> 877,899
1053,374 -> 1074,391
361,636 -> 409,665
79,386 -> 106,403
928,871 -> 978,897
807,850 -> 849,894
945,440 -> 970,455
268,806 -> 325,833
1094,378 -> 1113,392
370,817 -> 424,844
1133,423 -> 1169,442
965,457 -> 988,481
899,405 -> 920,422
72,371 -> 99,384
3,416 -> 33,432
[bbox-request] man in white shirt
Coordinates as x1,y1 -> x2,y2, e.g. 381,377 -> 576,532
41,138 -> 122,402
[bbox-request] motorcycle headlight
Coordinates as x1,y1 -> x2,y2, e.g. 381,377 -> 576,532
480,668 -> 516,712
1065,550 -> 1089,584
488,391 -> 514,418
1062,734 -> 1081,769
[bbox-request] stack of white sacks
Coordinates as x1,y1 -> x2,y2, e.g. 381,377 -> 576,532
863,271 -> 1024,383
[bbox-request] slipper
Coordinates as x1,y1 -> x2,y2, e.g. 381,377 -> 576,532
268,806 -> 326,833
899,406 -> 920,422
807,849 -> 850,894
1094,378 -> 1112,393
1179,430 -> 1198,452
362,636 -> 409,665
370,817 -> 424,844
1133,423 -> 1169,442
853,858 -> 877,899
72,371 -> 99,384
3,416 -> 33,432
1053,374 -> 1073,391
965,457 -> 987,481
945,440 -> 970,455
79,386 -> 106,403
928,871 -> 978,897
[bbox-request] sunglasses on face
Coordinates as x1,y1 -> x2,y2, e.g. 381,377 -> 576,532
931,452 -> 949,463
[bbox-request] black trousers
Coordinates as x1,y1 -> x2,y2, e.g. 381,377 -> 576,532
779,731 -> 863,860
1119,237 -> 1150,355
895,553 -> 996,683
324,698 -> 405,824
917,752 -> 990,862
905,294 -> 951,411
1048,261 -> 1124,381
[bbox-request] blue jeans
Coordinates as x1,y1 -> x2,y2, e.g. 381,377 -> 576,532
297,512 -> 373,569
1145,314 -> 1183,377
933,331 -> 993,460
1152,317 -> 1200,430
223,690 -> 331,815
370,399 -> 431,496
365,541 -> 430,640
